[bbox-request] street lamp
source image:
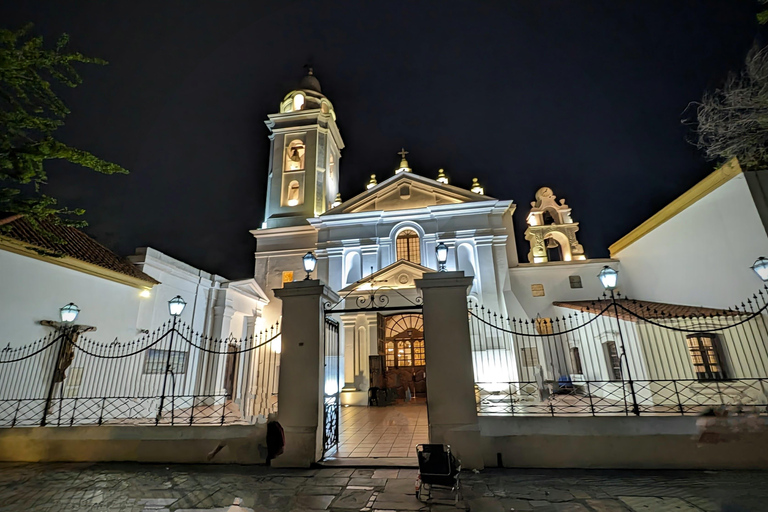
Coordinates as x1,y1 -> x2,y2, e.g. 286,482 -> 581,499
435,242 -> 448,272
59,303 -> 80,323
168,295 -> 186,317
303,251 -> 317,280
752,257 -> 768,282
598,266 -> 618,291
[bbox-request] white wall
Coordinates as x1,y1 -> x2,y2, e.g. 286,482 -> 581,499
615,174 -> 768,308
0,250 -> 146,346
508,260 -> 618,319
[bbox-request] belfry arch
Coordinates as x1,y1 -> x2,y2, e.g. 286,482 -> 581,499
524,186 -> 586,263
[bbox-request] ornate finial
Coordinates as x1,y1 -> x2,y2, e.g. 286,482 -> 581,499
436,168 -> 448,185
331,193 -> 342,208
367,174 -> 377,190
470,178 -> 484,195
395,148 -> 412,174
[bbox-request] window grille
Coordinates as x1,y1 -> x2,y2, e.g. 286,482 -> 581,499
604,341 -> 622,380
396,229 -> 421,264
570,347 -> 583,374
686,334 -> 726,380
143,349 -> 188,374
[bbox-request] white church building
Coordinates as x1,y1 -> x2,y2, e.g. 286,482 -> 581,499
250,70 -> 768,410
1,70 -> 767,447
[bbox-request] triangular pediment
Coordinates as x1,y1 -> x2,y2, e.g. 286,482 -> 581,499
339,259 -> 436,293
326,173 -> 494,215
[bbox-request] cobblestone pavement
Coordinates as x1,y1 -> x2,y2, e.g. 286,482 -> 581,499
0,463 -> 766,512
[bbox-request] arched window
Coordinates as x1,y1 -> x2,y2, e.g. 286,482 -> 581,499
293,93 -> 305,111
284,139 -> 305,171
286,180 -> 300,206
396,229 -> 420,264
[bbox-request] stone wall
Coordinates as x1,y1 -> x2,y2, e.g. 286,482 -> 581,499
0,424 -> 267,464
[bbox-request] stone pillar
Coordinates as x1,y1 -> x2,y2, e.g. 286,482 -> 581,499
415,271 -> 484,470
272,280 -> 339,467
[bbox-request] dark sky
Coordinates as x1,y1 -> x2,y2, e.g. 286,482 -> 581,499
2,1 -> 765,278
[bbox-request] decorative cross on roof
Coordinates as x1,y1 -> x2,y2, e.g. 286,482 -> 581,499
398,148 -> 409,159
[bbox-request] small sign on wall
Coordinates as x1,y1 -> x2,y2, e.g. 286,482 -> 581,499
569,275 -> 583,289
282,271 -> 294,286
531,284 -> 545,297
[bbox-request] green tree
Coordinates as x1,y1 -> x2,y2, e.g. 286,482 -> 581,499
0,24 -> 127,234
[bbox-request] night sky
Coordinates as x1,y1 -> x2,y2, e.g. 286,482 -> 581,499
2,2 -> 765,278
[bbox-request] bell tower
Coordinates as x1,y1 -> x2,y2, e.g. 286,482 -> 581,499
263,69 -> 345,229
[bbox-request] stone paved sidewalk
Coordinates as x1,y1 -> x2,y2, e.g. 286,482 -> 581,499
0,463 -> 765,511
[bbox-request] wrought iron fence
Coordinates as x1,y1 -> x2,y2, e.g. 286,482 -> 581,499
469,288 -> 768,417
0,319 -> 280,427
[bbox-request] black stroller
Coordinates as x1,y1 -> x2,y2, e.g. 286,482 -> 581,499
415,444 -> 461,503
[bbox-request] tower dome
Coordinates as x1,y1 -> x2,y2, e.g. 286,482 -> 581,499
280,67 -> 335,117
297,68 -> 322,93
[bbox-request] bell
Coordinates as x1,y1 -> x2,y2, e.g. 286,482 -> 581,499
546,238 -> 558,249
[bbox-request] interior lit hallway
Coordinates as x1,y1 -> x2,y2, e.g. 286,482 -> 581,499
324,401 -> 428,461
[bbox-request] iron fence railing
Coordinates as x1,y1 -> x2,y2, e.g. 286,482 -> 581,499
0,319 -> 280,427
470,288 -> 768,417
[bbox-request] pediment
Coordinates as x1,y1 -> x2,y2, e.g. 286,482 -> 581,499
339,259 -> 435,293
326,173 -> 493,215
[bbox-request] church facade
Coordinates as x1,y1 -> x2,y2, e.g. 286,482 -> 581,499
251,71 -> 619,405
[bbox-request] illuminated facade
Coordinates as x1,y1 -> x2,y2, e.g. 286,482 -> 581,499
251,70 -> 616,405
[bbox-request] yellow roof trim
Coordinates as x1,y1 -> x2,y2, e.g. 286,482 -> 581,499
0,238 -> 155,290
609,157 -> 743,257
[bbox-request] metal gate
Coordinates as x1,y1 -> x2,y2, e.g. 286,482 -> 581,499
322,317 -> 340,457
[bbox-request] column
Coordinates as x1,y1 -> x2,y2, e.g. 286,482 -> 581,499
272,280 -> 339,467
415,271 -> 484,469
342,316 -> 356,388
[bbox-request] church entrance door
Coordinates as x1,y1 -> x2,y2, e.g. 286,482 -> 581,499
376,313 -> 426,403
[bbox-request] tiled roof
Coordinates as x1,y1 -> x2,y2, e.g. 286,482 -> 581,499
553,298 -> 737,321
0,216 -> 158,285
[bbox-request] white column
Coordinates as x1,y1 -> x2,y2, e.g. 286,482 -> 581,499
415,271 -> 484,469
361,245 -> 379,277
342,315 -> 356,388
272,280 -> 339,467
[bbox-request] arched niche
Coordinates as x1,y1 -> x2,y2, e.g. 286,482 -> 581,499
344,251 -> 362,286
543,231 -> 572,262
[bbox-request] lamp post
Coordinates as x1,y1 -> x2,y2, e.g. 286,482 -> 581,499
598,266 -> 640,416
435,242 -> 448,272
157,295 -> 186,424
751,257 -> 768,282
59,303 -> 80,323
303,251 -> 317,280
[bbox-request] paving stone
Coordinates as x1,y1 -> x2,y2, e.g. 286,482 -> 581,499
348,477 -> 387,487
372,469 -> 400,479
619,496 -> 701,511
385,478 -> 417,494
297,485 -> 342,495
330,488 -> 373,509
552,504 -> 590,511
585,499 -> 630,512
466,497 -> 506,512
315,468 -> 354,477
305,476 -> 350,486
500,498 -> 534,510
294,494 -> 335,509
372,491 -> 425,510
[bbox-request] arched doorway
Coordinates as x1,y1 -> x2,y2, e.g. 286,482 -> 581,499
382,313 -> 426,401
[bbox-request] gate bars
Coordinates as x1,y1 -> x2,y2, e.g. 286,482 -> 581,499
469,288 -> 768,416
0,319 -> 281,427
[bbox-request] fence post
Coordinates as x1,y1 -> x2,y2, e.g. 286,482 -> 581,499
155,316 -> 178,425
610,290 -> 640,416
416,271 -> 484,470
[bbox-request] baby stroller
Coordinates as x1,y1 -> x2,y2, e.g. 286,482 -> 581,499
415,444 -> 461,503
